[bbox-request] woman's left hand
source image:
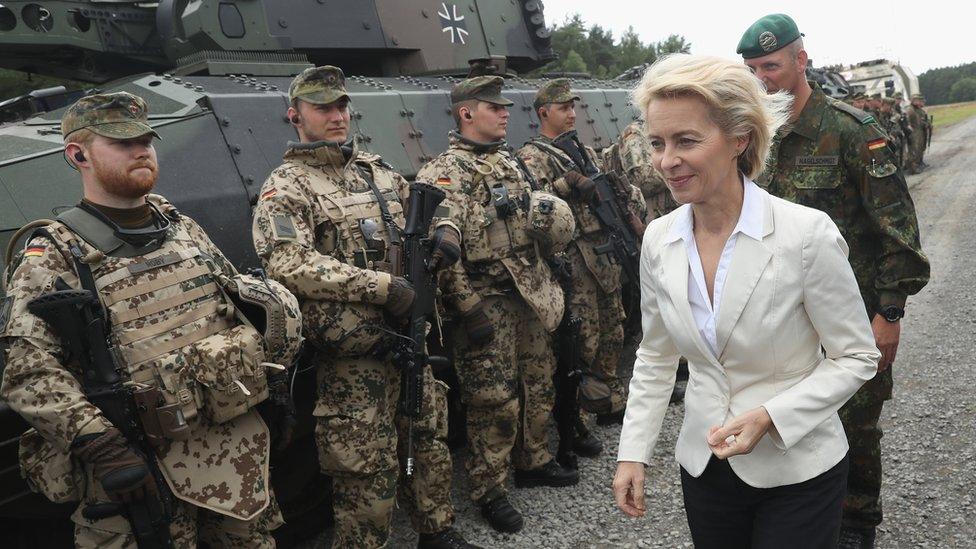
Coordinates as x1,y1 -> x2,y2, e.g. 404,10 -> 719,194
707,406 -> 773,459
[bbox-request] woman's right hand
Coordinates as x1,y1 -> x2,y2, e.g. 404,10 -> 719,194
612,461 -> 647,518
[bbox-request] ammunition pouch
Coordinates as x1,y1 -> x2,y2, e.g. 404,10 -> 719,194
19,428 -> 84,503
190,324 -> 270,424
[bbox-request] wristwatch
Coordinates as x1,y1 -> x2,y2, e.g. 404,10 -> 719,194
879,305 -> 905,323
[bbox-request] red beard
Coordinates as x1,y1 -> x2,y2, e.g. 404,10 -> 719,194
92,156 -> 158,199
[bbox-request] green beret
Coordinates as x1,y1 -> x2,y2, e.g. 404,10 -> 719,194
737,14 -> 803,59
289,65 -> 349,105
451,76 -> 514,107
533,79 -> 580,110
61,92 -> 159,141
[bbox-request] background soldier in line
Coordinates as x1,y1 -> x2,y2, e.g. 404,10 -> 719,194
905,93 -> 930,174
251,67 -> 475,549
416,76 -> 578,534
517,79 -> 642,430
0,92 -> 299,547
879,97 -> 907,169
603,120 -> 677,222
739,14 -> 930,549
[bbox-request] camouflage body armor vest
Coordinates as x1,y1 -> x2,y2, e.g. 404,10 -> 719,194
35,196 -> 273,521
286,147 -> 405,356
524,139 -> 623,295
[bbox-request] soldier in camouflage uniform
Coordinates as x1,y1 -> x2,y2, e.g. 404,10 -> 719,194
250,66 -> 476,548
0,92 -> 299,547
603,120 -> 677,221
517,79 -> 644,431
739,14 -> 931,549
878,97 -> 907,169
905,93 -> 930,174
416,76 -> 579,534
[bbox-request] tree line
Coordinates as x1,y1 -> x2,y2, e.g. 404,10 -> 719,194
918,62 -> 976,105
531,15 -> 691,79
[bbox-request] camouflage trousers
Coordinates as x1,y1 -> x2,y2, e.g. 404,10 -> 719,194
313,353 -> 454,547
453,293 -> 556,503
839,366 -> 893,529
72,487 -> 282,548
569,255 -> 627,415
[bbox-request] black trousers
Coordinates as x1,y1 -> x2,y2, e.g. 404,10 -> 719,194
680,454 -> 849,549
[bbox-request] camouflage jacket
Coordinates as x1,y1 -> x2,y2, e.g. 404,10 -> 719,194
602,121 -> 677,220
759,84 -> 930,311
252,140 -> 454,355
517,135 -> 643,294
0,195 -> 273,520
416,132 -> 563,332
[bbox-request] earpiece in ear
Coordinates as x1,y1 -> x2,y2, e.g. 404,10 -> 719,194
290,115 -> 300,124
464,112 -> 473,120
74,151 -> 86,162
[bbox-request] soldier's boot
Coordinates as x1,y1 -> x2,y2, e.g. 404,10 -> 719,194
417,527 -> 482,549
573,419 -> 603,458
514,459 -> 579,488
838,526 -> 876,549
479,495 -> 524,533
596,409 -> 625,426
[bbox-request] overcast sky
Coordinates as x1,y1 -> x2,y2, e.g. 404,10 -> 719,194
541,1 -> 972,74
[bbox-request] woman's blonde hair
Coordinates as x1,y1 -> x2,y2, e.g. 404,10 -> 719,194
631,54 -> 792,180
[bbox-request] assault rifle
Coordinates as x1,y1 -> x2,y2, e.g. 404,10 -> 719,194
27,270 -> 175,548
392,183 -> 450,477
549,257 -> 583,470
550,131 -> 641,286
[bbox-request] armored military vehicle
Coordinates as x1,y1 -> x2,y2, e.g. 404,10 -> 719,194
0,1 -> 640,545
839,59 -> 920,101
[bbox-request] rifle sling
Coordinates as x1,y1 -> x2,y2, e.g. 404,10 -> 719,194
356,163 -> 403,246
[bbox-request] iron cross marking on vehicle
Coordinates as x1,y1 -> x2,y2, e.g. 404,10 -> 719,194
438,2 -> 468,45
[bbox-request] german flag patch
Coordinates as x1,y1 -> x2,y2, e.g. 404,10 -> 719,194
436,176 -> 452,186
24,246 -> 45,258
260,188 -> 278,200
867,138 -> 887,151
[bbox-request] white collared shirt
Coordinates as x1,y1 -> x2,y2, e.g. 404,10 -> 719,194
665,177 -> 764,358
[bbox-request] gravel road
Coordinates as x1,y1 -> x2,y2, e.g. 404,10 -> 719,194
355,116 -> 976,549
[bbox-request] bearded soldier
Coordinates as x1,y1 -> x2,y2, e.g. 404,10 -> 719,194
0,92 -> 302,547
516,79 -> 644,432
416,76 -> 579,533
738,15 -> 930,548
251,66 -> 475,549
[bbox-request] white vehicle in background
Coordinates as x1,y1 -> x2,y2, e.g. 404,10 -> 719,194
840,59 -> 920,102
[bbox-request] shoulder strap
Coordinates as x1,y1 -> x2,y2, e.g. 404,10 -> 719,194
57,206 -> 126,255
526,138 -> 574,171
355,162 -> 402,245
829,98 -> 877,125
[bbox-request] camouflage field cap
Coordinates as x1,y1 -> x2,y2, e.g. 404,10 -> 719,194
533,78 -> 580,110
289,65 -> 349,105
737,14 -> 804,59
911,93 -> 924,100
451,76 -> 514,106
61,92 -> 159,140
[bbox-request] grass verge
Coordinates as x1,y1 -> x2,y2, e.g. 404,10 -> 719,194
926,101 -> 976,129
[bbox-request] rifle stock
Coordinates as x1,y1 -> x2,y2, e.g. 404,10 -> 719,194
27,283 -> 175,549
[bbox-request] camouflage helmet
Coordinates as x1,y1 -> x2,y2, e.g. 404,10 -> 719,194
61,91 -> 160,140
526,191 -> 576,253
289,65 -> 349,105
223,274 -> 303,366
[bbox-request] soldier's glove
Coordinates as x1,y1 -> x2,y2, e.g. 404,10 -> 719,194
384,276 -> 416,318
429,226 -> 462,272
462,302 -> 495,345
267,370 -> 297,455
72,427 -> 157,504
564,170 -> 597,201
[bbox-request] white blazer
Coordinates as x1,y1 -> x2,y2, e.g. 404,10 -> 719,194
617,186 -> 880,488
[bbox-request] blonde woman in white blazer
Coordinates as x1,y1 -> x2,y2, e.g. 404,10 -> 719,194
612,55 -> 881,549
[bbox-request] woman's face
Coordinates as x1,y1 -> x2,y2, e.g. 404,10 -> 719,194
645,95 -> 745,205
